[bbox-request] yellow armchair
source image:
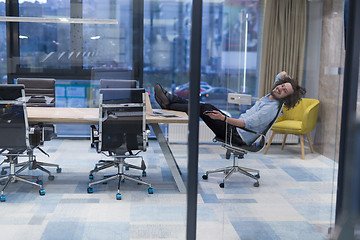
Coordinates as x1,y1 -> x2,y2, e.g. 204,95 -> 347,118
264,98 -> 320,159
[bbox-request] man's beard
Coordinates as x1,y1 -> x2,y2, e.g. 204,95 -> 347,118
270,90 -> 281,100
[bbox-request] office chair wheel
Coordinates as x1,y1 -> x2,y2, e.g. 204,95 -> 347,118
253,182 -> 260,187
142,171 -> 147,177
148,187 -> 154,194
87,187 -> 93,194
89,174 -> 94,180
0,195 -> 5,202
39,189 -> 45,196
219,182 -> 224,188
48,175 -> 55,181
125,166 -> 130,171
1,169 -> 7,175
37,180 -> 43,185
116,193 -> 122,200
56,167 -> 62,173
254,173 -> 260,179
202,174 -> 208,180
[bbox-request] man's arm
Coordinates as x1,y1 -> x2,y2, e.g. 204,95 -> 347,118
205,110 -> 245,128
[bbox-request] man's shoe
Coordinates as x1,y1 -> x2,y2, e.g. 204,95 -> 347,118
154,84 -> 170,109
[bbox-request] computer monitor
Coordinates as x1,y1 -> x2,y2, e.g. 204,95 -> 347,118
0,84 -> 24,101
100,79 -> 137,89
91,69 -> 133,81
100,88 -> 145,104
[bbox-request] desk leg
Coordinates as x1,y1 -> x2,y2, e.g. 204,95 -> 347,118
150,123 -> 187,193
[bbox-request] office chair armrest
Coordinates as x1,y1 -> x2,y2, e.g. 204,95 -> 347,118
28,125 -> 42,148
90,125 -> 99,149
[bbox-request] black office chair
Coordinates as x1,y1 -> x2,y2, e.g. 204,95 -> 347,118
87,88 -> 153,200
202,104 -> 283,188
0,84 -> 45,202
90,79 -> 138,148
8,78 -> 61,180
17,78 -> 56,107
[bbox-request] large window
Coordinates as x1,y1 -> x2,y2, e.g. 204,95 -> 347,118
143,0 -> 192,104
82,0 -> 132,70
17,0 -> 132,71
19,0 -> 71,69
8,0 -> 263,128
143,1 -> 262,118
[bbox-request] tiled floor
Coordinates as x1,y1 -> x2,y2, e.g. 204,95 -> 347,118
0,138 -> 337,239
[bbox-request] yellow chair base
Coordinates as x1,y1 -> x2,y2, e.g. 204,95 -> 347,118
264,132 -> 314,160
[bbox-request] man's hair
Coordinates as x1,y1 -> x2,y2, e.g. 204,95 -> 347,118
273,76 -> 306,109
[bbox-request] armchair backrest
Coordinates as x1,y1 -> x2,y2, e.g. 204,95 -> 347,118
242,103 -> 284,152
0,84 -> 31,150
221,103 -> 284,153
17,78 -> 55,107
277,98 -> 319,133
98,88 -> 146,155
100,79 -> 137,89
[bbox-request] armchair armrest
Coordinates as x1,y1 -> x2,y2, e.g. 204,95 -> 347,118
301,101 -> 319,133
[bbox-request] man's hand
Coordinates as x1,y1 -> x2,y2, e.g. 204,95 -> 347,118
280,71 -> 291,79
205,110 -> 225,121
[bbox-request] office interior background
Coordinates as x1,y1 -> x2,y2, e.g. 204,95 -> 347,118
0,0 -> 359,239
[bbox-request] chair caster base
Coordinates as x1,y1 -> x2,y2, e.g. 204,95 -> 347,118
253,182 -> 259,187
202,174 -> 208,180
48,175 -> 55,181
219,182 -> 224,188
39,189 -> 45,196
116,193 -> 122,200
148,187 -> 153,194
87,187 -> 93,194
0,195 -> 5,202
56,167 -> 62,173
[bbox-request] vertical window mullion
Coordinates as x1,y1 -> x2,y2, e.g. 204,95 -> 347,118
71,0 -> 83,73
6,0 -> 19,83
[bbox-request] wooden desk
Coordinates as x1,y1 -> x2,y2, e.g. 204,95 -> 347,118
27,107 -> 188,193
27,107 -> 188,124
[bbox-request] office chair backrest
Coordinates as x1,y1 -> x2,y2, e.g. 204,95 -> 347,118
100,79 -> 137,89
237,103 -> 284,152
17,78 -> 56,106
98,88 -> 146,154
0,84 -> 30,150
100,88 -> 144,104
0,84 -> 24,100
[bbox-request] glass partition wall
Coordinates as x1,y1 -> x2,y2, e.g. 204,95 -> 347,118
1,0 -> 358,238
196,0 -> 343,238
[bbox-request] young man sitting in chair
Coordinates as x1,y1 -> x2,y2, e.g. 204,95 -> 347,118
154,71 -> 306,147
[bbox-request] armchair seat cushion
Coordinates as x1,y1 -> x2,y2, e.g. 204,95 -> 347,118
271,120 -> 302,134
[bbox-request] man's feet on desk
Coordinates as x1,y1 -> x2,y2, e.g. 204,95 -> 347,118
154,84 -> 171,109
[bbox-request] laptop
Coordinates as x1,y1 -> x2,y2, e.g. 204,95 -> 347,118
145,93 -> 178,117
